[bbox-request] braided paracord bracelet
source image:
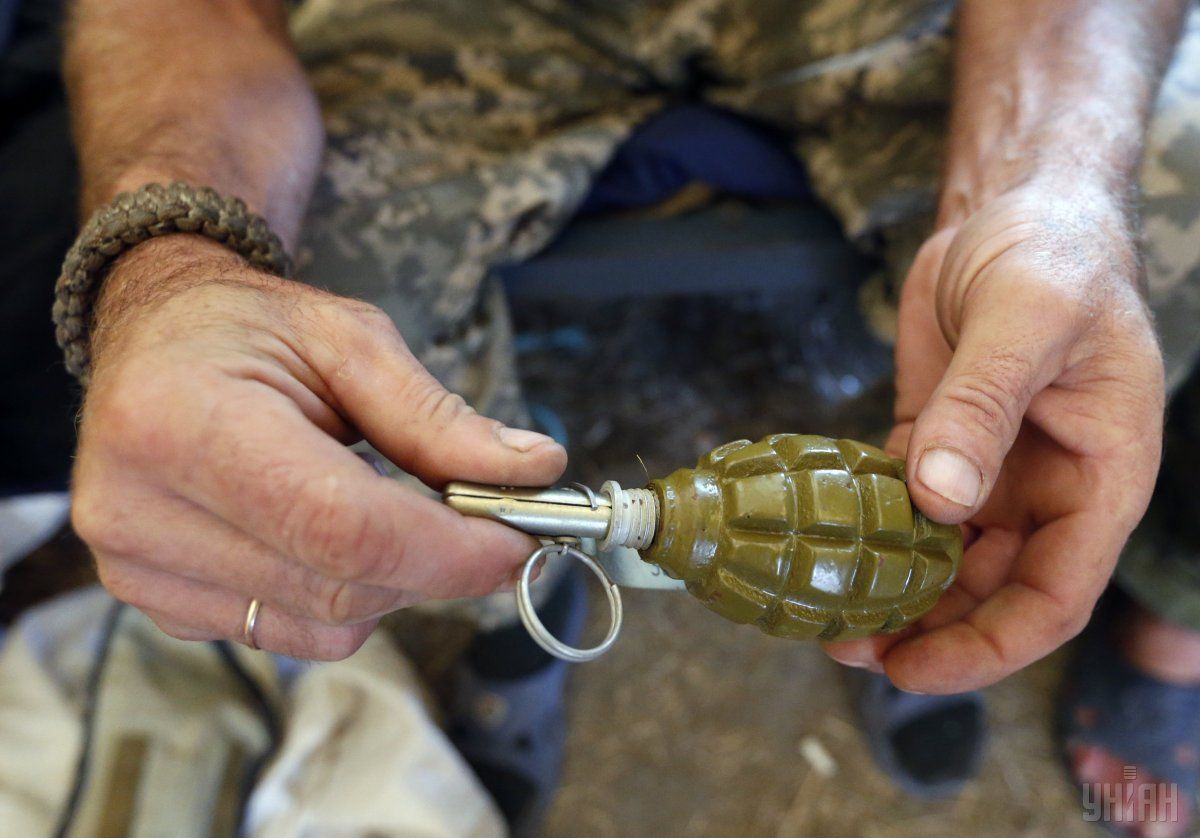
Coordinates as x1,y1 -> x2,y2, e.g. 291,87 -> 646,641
53,182 -> 293,384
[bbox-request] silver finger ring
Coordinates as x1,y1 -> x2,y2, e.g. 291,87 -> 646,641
242,598 -> 262,650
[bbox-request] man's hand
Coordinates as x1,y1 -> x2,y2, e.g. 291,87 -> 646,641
825,183 -> 1165,692
72,236 -> 567,660
64,0 -> 569,661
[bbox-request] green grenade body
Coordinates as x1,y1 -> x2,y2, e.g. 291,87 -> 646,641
639,434 -> 962,641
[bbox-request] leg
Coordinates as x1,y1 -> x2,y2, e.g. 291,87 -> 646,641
289,0 -> 659,620
288,0 -> 650,641
1055,16 -> 1200,834
1114,7 -> 1200,647
705,0 -> 956,336
1140,8 -> 1200,395
286,5 -> 658,830
292,0 -> 657,431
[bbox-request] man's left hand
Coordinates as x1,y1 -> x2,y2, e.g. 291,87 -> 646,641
824,182 -> 1165,693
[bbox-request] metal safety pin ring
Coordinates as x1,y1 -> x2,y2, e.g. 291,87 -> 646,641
516,543 -> 622,662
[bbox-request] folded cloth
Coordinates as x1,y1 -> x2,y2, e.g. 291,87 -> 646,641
0,586 -> 504,837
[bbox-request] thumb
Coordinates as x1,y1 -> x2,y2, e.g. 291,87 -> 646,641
905,285 -> 1079,524
316,304 -> 567,488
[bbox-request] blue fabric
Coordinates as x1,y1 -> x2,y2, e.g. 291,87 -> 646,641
0,0 -> 17,56
580,104 -> 809,214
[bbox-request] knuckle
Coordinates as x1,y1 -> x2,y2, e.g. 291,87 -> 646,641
401,386 -> 478,481
942,352 -> 1032,442
89,365 -> 183,465
70,489 -> 132,555
408,379 -> 470,427
314,578 -> 358,626
149,617 -> 197,642
287,486 -> 348,571
1028,276 -> 1092,319
341,300 -> 402,344
941,381 -> 1012,442
285,480 -> 393,581
306,624 -> 373,662
317,580 -> 402,625
69,489 -> 106,547
95,561 -> 144,609
1056,608 -> 1090,645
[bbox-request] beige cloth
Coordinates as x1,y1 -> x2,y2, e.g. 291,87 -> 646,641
0,587 -> 504,837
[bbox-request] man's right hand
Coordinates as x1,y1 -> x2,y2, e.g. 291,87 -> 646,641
71,236 -> 567,660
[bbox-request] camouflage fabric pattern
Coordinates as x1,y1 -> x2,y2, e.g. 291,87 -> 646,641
1139,8 -> 1200,394
1119,366 -> 1200,633
1117,10 -> 1200,631
287,0 -> 1200,629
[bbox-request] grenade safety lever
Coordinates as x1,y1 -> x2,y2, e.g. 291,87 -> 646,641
442,480 -> 657,550
443,434 -> 964,664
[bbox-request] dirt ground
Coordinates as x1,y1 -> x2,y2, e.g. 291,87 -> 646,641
510,296 -> 1104,838
545,593 -> 1089,838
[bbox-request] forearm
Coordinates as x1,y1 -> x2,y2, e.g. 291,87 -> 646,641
64,0 -> 323,248
940,0 -> 1189,226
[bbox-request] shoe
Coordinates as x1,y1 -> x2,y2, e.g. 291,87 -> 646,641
1057,592 -> 1200,836
849,669 -> 986,799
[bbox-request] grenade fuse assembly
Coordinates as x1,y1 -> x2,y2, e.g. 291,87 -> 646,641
444,434 -> 963,662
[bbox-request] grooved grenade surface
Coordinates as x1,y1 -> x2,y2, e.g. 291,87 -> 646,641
640,434 -> 963,641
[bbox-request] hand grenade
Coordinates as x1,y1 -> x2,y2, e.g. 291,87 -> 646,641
643,434 -> 961,641
444,434 -> 962,661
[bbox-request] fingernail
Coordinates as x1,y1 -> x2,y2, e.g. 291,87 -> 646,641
495,426 -> 557,452
839,659 -> 884,674
917,447 -> 981,507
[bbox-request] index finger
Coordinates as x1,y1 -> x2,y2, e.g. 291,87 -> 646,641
159,381 -> 538,598
878,510 -> 1119,693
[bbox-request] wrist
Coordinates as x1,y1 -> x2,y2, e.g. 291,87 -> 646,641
56,182 -> 293,382
939,153 -> 1135,231
97,234 -> 244,314
89,235 -> 246,363
941,0 -> 1168,228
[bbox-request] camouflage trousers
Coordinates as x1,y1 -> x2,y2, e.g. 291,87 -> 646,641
288,0 -> 1200,630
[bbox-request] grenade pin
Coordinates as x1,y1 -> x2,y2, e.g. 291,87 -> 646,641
442,479 -> 663,662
